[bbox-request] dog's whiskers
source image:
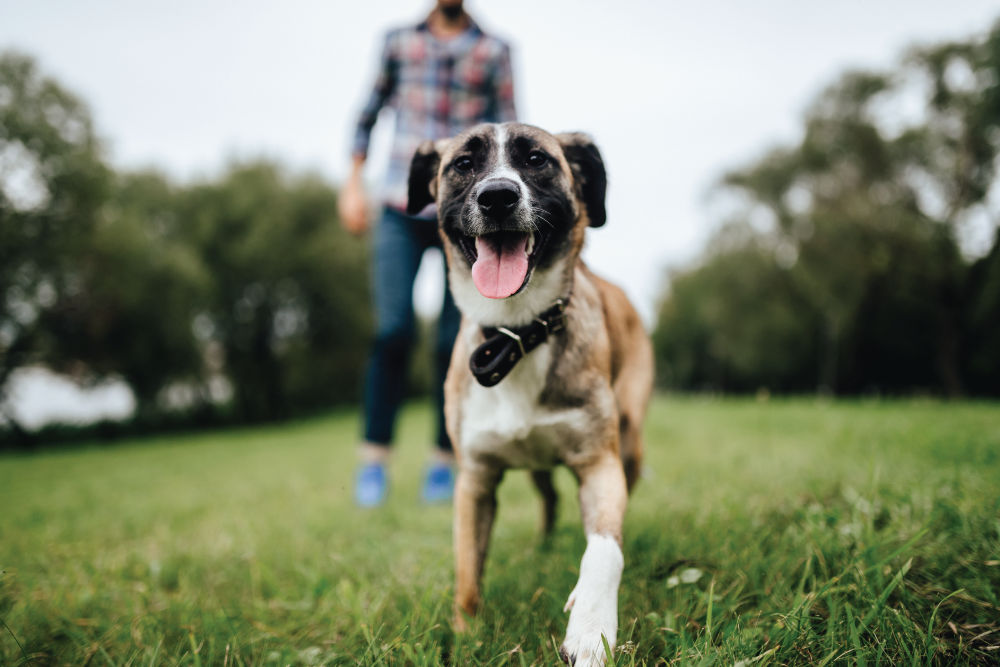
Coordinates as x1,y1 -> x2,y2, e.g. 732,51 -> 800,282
529,205 -> 555,229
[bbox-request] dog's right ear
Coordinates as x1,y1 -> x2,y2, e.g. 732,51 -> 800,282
406,141 -> 441,215
556,132 -> 607,227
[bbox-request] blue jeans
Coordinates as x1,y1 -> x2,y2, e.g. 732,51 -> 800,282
363,207 -> 460,451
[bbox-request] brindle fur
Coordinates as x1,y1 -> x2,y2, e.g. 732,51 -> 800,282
408,122 -> 653,665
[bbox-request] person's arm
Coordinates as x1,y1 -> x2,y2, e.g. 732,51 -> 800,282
339,154 -> 369,236
340,33 -> 398,235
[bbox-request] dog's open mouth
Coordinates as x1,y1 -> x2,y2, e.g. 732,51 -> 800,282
459,230 -> 542,299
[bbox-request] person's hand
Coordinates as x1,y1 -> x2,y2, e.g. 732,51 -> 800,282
339,161 -> 370,236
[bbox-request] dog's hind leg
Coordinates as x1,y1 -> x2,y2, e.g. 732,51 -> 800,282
618,413 -> 643,493
453,466 -> 503,630
610,298 -> 653,495
530,469 -> 558,537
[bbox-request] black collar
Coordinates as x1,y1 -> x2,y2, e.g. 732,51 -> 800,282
469,297 -> 569,387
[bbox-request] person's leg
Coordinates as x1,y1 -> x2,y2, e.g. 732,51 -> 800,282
422,245 -> 462,502
357,207 -> 424,506
434,275 -> 461,453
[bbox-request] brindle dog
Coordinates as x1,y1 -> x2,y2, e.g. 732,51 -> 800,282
407,122 -> 652,666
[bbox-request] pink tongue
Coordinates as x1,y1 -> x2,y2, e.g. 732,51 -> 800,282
471,234 -> 530,299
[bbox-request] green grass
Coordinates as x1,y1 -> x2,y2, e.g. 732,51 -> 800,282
1,396 -> 998,665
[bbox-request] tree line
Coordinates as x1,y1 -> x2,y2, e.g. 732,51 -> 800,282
1,51 -> 372,444
3,21 -> 1000,445
653,21 -> 1000,396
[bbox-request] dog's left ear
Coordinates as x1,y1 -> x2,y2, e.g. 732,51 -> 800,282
407,141 -> 441,215
557,132 -> 607,227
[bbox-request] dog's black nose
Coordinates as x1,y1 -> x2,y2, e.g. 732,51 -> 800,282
477,179 -> 520,219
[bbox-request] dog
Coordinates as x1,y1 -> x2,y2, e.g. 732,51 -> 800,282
407,122 -> 653,665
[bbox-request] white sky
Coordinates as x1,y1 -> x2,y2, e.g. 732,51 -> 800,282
2,0 -> 998,425
3,0 -> 998,322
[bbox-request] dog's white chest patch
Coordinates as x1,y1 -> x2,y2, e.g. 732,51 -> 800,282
459,343 -> 588,468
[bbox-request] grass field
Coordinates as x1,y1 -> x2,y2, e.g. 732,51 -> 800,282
1,396 -> 998,665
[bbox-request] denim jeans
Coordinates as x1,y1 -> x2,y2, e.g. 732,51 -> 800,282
362,206 -> 461,451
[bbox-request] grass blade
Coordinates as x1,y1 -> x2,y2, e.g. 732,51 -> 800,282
860,558 -> 912,631
923,588 -> 964,664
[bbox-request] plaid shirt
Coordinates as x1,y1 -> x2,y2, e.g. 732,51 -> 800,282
352,18 -> 517,212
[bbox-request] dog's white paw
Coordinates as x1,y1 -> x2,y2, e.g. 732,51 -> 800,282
559,601 -> 616,666
558,534 -> 622,666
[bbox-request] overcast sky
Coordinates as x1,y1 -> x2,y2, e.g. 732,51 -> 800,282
2,1 -> 999,425
4,0 -> 999,324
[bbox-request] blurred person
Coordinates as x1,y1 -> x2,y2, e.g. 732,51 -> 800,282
340,0 -> 517,507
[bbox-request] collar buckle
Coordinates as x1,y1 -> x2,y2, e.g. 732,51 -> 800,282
495,326 -> 526,357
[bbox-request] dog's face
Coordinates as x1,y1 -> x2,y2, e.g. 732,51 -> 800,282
407,123 -> 606,314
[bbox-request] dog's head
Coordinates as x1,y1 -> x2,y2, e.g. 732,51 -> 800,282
407,123 -> 606,321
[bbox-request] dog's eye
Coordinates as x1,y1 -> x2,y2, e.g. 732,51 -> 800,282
526,151 -> 548,168
452,156 -> 474,173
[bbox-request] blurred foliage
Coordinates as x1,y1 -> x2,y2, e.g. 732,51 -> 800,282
655,20 -> 1000,396
0,51 -> 111,414
42,171 -> 212,416
177,163 -> 371,421
1,51 -> 372,441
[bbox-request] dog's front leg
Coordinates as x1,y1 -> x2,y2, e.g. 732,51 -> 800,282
560,451 -> 627,666
453,464 -> 502,630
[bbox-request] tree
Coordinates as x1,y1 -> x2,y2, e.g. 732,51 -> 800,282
39,171 -> 212,417
2,53 -> 375,438
654,227 -> 818,392
177,162 -> 372,421
654,21 -> 1000,396
0,51 -> 110,426
963,230 -> 1000,394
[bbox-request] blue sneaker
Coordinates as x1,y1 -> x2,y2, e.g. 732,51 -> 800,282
355,463 -> 387,507
421,463 -> 455,503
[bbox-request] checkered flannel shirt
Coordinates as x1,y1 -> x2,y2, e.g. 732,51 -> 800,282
351,18 -> 517,212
